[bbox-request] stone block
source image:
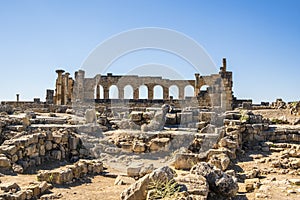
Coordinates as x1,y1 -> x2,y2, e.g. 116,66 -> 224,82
130,111 -> 143,122
198,112 -> 216,123
12,164 -> 24,174
173,153 -> 201,170
0,182 -> 20,192
12,190 -> 26,200
39,181 -> 52,194
51,150 -> 62,160
69,136 -> 80,150
127,163 -> 143,178
175,173 -> 208,197
52,134 -> 62,144
180,112 -> 193,124
121,166 -> 175,200
0,156 -> 11,168
85,109 -> 97,123
45,141 -> 53,151
39,145 -> 46,156
26,182 -> 41,197
149,138 -> 170,152
25,144 -> 37,156
142,112 -> 153,120
244,178 -> 260,192
132,142 -> 146,153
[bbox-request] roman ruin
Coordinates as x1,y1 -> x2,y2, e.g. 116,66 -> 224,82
50,58 -> 233,111
0,58 -> 299,200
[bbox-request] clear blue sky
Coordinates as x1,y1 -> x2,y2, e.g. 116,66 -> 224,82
0,0 -> 299,103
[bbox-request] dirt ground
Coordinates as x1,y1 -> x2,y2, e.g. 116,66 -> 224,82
1,150 -> 299,200
0,165 -> 129,200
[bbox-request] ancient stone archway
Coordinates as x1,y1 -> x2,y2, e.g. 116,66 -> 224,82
52,58 -> 233,110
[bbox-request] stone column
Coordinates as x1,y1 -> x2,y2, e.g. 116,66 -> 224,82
163,86 -> 169,100
104,87 -> 109,99
67,78 -> 74,103
119,86 -> 124,99
179,86 -> 185,99
61,74 -> 65,105
133,88 -> 139,99
16,94 -> 19,102
73,70 -> 85,102
222,58 -> 227,72
148,85 -> 154,100
63,72 -> 70,105
194,73 -> 200,96
96,85 -> 100,99
55,69 -> 65,105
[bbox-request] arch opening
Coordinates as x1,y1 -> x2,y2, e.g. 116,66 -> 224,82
139,85 -> 148,99
124,85 -> 133,99
169,85 -> 179,99
109,85 -> 119,99
153,85 -> 163,99
184,85 -> 194,98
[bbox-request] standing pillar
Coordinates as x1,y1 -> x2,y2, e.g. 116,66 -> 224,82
148,85 -> 154,100
179,87 -> 185,99
133,87 -> 139,99
96,85 -> 100,99
67,77 -> 74,103
104,87 -> 109,99
16,94 -> 19,102
63,72 -> 70,105
163,86 -> 169,100
119,86 -> 124,99
194,73 -> 200,96
55,69 -> 65,105
222,58 -> 227,72
75,70 -> 85,102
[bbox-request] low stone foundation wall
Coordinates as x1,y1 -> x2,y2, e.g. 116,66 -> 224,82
0,181 -> 52,200
0,129 -> 88,173
37,159 -> 103,184
0,102 -> 70,113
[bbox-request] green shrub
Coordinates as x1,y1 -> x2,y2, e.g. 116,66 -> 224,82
147,178 -> 181,200
240,114 -> 249,123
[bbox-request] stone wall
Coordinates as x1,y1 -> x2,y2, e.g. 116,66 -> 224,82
0,101 -> 70,113
0,129 -> 87,173
52,58 -> 234,111
37,159 -> 103,184
0,181 -> 52,200
173,111 -> 300,171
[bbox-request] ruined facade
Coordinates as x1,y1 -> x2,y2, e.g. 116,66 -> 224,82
52,70 -> 74,105
50,58 -> 233,110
